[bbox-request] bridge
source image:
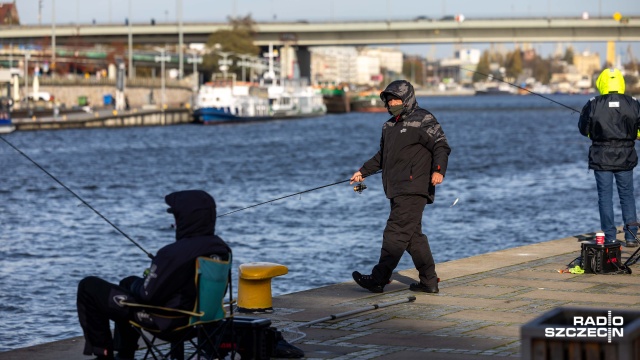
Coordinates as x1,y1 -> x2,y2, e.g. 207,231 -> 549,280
1,17 -> 638,46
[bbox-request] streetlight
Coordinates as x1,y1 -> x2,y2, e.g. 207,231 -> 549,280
51,0 -> 56,71
248,55 -> 261,82
177,0 -> 183,79
187,52 -> 202,91
24,52 -> 31,99
217,51 -> 233,79
154,47 -> 170,109
128,0 -> 133,80
237,54 -> 252,82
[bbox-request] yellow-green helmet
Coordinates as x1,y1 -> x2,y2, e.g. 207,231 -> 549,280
596,68 -> 626,95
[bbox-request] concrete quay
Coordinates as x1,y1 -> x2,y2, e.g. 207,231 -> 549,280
12,107 -> 193,131
0,233 -> 638,359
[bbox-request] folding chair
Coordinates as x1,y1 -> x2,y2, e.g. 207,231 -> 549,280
121,255 -> 235,360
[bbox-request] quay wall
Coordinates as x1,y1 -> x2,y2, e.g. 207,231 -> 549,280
14,108 -> 193,131
33,85 -> 193,108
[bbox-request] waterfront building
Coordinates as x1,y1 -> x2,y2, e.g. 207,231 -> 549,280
310,46 -> 358,84
0,2 -> 19,25
574,51 -> 602,77
310,46 -> 402,86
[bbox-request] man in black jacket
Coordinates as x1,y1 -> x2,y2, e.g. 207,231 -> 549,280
77,190 -> 231,360
579,68 -> 640,248
350,80 -> 451,293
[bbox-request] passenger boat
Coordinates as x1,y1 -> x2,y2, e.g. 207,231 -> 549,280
0,97 -> 15,134
192,75 -> 271,124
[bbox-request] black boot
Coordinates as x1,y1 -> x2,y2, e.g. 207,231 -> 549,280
352,271 -> 384,293
409,282 -> 439,293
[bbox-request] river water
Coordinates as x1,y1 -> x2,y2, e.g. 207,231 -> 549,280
0,94 -> 628,351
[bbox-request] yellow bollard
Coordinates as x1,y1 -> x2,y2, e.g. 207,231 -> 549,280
237,262 -> 288,313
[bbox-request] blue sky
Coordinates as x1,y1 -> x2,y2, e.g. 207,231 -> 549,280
12,0 -> 640,62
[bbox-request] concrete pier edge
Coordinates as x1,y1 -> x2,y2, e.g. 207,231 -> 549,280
1,231 -> 638,359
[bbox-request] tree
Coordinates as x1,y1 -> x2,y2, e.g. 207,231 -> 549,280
531,56 -> 552,84
505,49 -> 523,79
473,51 -> 491,82
402,57 -> 425,86
203,15 -> 260,80
522,53 -> 552,85
563,47 -> 575,65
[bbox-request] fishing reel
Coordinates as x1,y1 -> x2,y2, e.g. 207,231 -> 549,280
353,183 -> 367,194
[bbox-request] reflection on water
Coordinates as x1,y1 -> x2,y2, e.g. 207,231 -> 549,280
0,94 -> 626,351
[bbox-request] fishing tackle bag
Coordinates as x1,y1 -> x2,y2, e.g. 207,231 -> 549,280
580,242 -> 623,274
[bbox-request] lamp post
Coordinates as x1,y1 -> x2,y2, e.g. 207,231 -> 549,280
187,52 -> 203,91
248,55 -> 260,82
237,54 -> 252,82
51,0 -> 56,71
128,0 -> 133,79
154,47 -> 170,109
177,0 -> 183,79
217,51 -> 233,79
24,53 -> 30,98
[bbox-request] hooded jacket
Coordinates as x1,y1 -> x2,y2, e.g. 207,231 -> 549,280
130,190 -> 231,313
578,69 -> 640,171
360,80 -> 451,202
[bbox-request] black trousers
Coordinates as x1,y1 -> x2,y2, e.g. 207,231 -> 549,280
76,276 -> 141,358
372,195 -> 437,286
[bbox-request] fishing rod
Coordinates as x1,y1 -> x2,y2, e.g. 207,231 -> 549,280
460,67 -> 582,113
217,170 -> 381,218
0,135 -> 155,259
284,296 -> 416,343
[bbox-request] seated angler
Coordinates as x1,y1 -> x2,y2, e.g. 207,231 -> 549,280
76,190 -> 231,360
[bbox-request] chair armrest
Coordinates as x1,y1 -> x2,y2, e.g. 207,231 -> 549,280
119,300 -> 204,317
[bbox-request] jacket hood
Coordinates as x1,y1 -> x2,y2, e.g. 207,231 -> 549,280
379,80 -> 418,116
165,190 -> 216,241
596,68 -> 626,95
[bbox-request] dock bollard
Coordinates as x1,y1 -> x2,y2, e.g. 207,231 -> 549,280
237,262 -> 288,313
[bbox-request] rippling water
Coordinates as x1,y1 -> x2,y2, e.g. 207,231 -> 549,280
1,94 -> 629,351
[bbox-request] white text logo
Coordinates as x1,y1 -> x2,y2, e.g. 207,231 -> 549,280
544,311 -> 623,343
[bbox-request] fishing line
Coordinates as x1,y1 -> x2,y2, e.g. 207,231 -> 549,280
0,135 -> 154,259
460,67 -> 581,113
217,170 -> 381,218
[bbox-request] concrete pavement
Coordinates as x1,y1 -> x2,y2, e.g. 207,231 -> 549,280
1,232 -> 638,359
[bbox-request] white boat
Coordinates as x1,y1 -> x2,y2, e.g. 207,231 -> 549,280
0,97 -> 15,134
260,77 -> 327,119
474,82 -> 518,96
192,74 -> 271,124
